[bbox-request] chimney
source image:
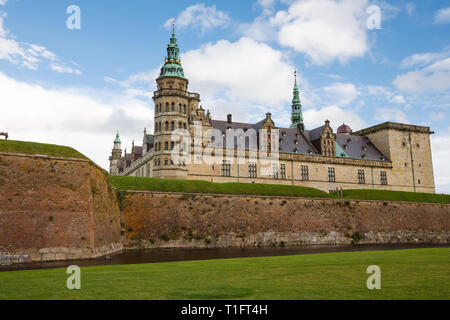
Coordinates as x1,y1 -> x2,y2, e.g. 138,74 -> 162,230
227,114 -> 232,124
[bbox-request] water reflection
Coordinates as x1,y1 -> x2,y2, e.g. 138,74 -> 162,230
1,243 -> 448,272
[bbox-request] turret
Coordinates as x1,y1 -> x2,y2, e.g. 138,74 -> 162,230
290,70 -> 304,130
109,132 -> 122,174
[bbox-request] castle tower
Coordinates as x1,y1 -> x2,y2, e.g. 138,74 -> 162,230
152,24 -> 199,178
290,71 -> 304,130
109,132 -> 122,174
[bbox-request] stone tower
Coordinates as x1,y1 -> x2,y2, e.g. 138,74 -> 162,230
109,132 -> 122,174
290,71 -> 304,130
354,122 -> 435,193
152,25 -> 200,178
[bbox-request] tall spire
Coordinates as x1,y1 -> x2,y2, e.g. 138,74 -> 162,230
290,70 -> 304,129
158,21 -> 185,79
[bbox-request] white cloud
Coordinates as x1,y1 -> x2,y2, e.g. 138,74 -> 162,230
399,51 -> 447,69
394,57 -> 450,93
431,131 -> 450,194
375,107 -> 408,123
0,10 -> 81,74
391,94 -> 406,104
303,105 -> 366,131
165,4 -> 230,34
434,7 -> 450,25
50,63 -> 82,75
0,72 -> 153,170
271,0 -> 369,65
181,37 -> 294,122
0,1 -> 7,6
321,82 -> 359,106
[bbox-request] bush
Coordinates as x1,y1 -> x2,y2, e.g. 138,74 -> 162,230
342,189 -> 449,204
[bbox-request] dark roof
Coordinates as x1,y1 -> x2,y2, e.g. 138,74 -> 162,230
279,128 -> 319,155
144,134 -> 154,144
336,134 -> 387,161
304,125 -> 324,142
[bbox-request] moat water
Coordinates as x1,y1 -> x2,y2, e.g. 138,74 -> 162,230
1,243 -> 449,272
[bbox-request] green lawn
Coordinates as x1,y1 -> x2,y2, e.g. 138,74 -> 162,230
0,140 -> 88,160
109,175 -> 330,198
342,189 -> 450,204
0,248 -> 448,300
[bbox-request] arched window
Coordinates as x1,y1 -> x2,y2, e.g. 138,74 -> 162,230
165,142 -> 168,150
171,102 -> 175,112
183,123 -> 186,129
165,121 -> 169,131
171,121 -> 175,131
165,103 -> 169,112
179,103 -> 182,112
183,105 -> 186,113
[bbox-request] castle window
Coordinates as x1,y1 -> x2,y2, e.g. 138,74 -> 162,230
165,122 -> 169,131
358,169 -> 365,184
171,102 -> 175,112
416,143 -> 420,148
183,123 -> 186,129
280,164 -> 286,179
328,167 -> 335,182
222,160 -> 231,177
380,171 -> 387,185
273,163 -> 279,179
171,121 -> 175,131
179,103 -> 182,112
301,165 -> 309,181
171,142 -> 174,150
166,103 -> 169,112
179,122 -> 182,129
402,142 -> 406,147
248,162 -> 257,178
183,105 -> 186,113
418,179 -> 421,184
165,142 -> 168,150
158,158 -> 161,166
164,159 -> 168,166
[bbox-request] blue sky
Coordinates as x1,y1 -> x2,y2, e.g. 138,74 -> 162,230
0,0 -> 449,192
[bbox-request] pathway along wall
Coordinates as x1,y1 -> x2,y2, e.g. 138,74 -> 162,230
120,192 -> 450,249
0,153 -> 122,265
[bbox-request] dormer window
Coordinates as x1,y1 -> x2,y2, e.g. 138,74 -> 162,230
293,148 -> 298,153
282,132 -> 286,137
295,140 -> 299,145
362,146 -> 367,151
343,144 -> 348,149
361,154 -> 366,159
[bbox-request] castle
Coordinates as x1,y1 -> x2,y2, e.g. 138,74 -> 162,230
109,29 -> 436,194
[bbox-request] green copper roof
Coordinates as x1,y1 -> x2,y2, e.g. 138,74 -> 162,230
114,132 -> 121,144
336,142 -> 348,158
290,74 -> 304,129
158,27 -> 185,79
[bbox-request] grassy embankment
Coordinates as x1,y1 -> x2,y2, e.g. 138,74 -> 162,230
0,140 -> 88,160
0,248 -> 448,300
109,175 -> 330,198
342,189 -> 450,204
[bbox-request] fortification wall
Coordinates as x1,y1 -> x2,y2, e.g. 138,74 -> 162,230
120,192 -> 450,249
0,153 -> 122,265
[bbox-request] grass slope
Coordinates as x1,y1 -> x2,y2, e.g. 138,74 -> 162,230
343,189 -> 450,204
0,140 -> 88,160
0,248 -> 448,300
109,175 -> 330,198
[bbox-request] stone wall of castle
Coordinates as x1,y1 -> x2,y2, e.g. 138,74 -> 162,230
120,191 -> 449,249
0,153 -> 122,265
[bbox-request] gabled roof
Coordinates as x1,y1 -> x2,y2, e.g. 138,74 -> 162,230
336,134 -> 388,161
